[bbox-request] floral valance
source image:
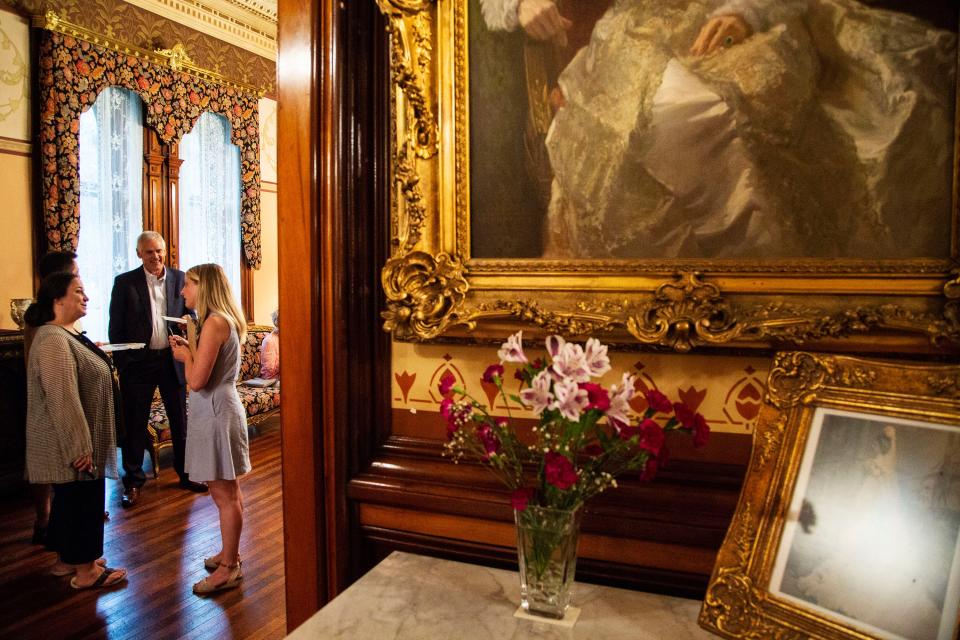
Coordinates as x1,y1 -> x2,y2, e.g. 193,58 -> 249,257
37,30 -> 263,268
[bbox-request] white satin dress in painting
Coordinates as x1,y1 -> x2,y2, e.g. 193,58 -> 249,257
481,0 -> 957,259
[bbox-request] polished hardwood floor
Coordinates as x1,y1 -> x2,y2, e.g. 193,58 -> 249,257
0,418 -> 285,640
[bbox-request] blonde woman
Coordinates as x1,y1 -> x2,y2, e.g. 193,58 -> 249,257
169,264 -> 250,595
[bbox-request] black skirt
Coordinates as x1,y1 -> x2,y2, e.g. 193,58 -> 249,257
47,479 -> 105,565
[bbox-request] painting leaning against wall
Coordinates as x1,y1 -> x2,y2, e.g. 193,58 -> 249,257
469,0 -> 958,260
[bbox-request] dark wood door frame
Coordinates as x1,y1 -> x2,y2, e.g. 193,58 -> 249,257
277,0 -> 390,630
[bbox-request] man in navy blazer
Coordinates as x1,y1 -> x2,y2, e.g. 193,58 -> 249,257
109,231 -> 207,507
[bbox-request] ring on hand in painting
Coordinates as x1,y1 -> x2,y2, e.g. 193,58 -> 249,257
723,35 -> 734,47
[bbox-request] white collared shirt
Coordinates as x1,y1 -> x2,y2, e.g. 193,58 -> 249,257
144,266 -> 169,349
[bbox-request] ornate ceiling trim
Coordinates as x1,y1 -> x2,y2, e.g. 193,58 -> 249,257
121,0 -> 276,60
35,11 -> 263,93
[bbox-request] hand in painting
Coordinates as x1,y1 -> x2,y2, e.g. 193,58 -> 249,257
518,0 -> 572,47
689,14 -> 752,56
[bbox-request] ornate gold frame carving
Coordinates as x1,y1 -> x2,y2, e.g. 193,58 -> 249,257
375,0 -> 960,352
700,352 -> 960,639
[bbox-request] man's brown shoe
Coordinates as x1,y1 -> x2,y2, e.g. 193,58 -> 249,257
121,487 -> 141,508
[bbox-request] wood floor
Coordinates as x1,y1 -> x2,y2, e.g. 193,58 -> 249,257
0,418 -> 285,640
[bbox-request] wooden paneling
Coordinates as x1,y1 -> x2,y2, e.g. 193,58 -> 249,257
346,431 -> 745,596
277,0 -> 325,630
0,331 -> 26,497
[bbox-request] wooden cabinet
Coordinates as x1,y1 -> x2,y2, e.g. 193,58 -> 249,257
0,331 -> 26,497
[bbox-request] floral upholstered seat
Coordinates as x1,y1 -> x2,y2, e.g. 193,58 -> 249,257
146,326 -> 280,477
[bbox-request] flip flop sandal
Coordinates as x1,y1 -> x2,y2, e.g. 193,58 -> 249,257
70,567 -> 126,590
51,558 -> 107,577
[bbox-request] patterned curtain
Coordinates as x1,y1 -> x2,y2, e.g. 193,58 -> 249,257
179,111 -> 243,300
77,86 -> 145,342
37,30 -> 263,268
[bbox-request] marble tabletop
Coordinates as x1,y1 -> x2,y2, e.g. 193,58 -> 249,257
287,551 -> 717,639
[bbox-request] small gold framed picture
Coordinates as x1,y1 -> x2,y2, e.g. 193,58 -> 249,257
700,352 -> 960,640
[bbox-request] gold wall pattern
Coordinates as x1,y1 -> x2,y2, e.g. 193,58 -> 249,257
0,15 -> 27,123
1,0 -> 275,92
392,341 -> 771,435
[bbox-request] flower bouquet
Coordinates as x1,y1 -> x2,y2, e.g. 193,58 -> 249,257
439,332 -> 710,619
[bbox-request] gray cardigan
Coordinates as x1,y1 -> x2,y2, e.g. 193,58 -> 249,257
25,325 -> 118,483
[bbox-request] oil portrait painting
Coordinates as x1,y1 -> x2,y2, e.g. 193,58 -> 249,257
469,0 -> 958,260
769,408 -> 960,640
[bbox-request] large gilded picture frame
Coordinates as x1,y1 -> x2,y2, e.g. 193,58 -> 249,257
375,0 -> 960,351
699,352 -> 960,639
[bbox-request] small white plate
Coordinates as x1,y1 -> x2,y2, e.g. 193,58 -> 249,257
100,342 -> 146,353
161,315 -> 188,324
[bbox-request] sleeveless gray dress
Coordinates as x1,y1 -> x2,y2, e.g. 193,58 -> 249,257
184,317 -> 251,482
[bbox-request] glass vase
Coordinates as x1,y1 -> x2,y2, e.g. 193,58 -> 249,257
514,504 -> 583,619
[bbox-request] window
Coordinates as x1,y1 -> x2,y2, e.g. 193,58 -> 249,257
178,112 -> 243,299
77,94 -> 252,341
77,87 -> 144,342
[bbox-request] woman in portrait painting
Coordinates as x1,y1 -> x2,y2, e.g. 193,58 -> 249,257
477,0 -> 956,259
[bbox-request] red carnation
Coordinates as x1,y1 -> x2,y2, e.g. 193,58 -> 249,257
438,371 -> 456,396
644,389 -> 673,414
638,419 -> 665,455
482,364 -> 505,384
618,421 -> 641,441
673,402 -> 696,429
580,383 -> 610,411
544,452 -> 578,490
511,487 -> 534,511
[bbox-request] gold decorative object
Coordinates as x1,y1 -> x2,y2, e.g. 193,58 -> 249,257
9,298 -> 32,330
700,352 -> 960,639
154,43 -> 196,71
374,1 -> 960,352
381,251 -> 472,340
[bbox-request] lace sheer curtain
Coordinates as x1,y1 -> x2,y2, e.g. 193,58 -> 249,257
178,112 -> 242,302
77,87 -> 144,342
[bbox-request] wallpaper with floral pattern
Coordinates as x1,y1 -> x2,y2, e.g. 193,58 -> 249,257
38,29 -> 263,267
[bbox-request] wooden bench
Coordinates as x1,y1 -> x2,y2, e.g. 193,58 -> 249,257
145,325 -> 279,477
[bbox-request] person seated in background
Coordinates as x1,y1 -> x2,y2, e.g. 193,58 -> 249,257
259,309 -> 279,380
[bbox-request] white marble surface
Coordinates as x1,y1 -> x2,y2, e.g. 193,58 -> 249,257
287,551 -> 716,639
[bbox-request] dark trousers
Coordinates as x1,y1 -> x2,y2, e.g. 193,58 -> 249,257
48,479 -> 105,564
119,349 -> 188,488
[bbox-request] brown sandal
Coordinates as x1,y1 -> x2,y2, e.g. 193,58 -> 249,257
70,566 -> 126,590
